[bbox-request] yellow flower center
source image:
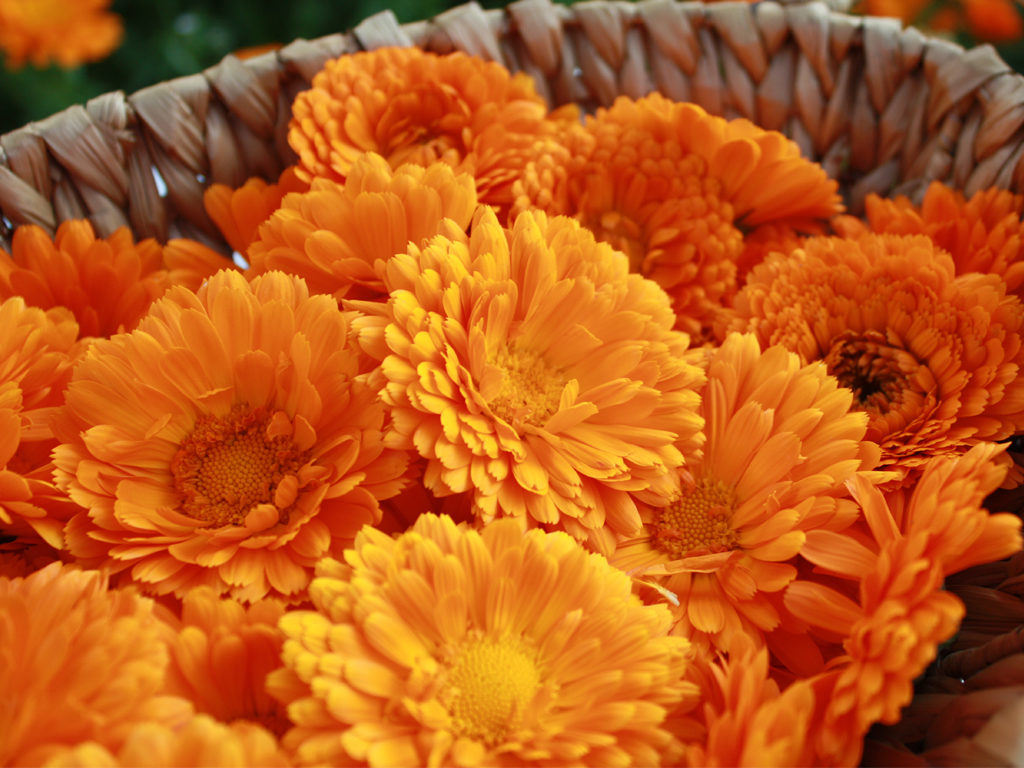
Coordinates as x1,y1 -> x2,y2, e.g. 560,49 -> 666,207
171,405 -> 308,527
652,476 -> 738,558
487,345 -> 564,427
445,635 -> 541,745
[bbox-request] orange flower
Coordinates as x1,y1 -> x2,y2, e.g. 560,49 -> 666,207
267,514 -> 698,767
724,233 -> 1024,483
680,640 -> 818,767
0,297 -> 81,548
53,269 -> 410,602
204,167 -> 309,256
288,46 -> 576,211
514,92 -> 841,335
787,442 -> 1022,764
833,181 -> 1024,295
0,0 -> 121,69
961,0 -> 1023,42
610,332 -> 880,656
247,153 -> 477,302
0,220 -> 172,339
158,586 -> 288,734
360,207 -> 705,553
0,562 -> 187,765
42,715 -> 290,767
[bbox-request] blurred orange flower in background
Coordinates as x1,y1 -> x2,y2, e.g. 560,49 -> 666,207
857,0 -> 1023,43
0,0 -> 122,69
0,297 -> 81,549
0,221 -> 229,340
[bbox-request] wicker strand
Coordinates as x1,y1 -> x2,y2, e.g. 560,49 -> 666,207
2,0 -> 1024,254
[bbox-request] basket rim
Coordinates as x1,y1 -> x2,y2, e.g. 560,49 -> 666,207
0,0 -> 1021,253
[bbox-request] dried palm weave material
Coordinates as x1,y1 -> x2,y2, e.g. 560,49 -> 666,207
862,552 -> 1024,766
1,0 -> 1024,255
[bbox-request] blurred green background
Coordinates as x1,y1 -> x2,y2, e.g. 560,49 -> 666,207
0,0 -> 1022,136
0,0 -> 521,135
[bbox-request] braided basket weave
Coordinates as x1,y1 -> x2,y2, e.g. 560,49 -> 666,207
1,0 -> 1023,255
3,1 -> 1024,764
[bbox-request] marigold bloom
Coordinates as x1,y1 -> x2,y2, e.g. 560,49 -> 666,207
0,220 -> 172,339
611,332 -> 880,656
833,181 -> 1024,295
680,640 -> 818,766
247,153 -> 477,302
514,92 -> 841,335
53,269 -> 410,602
267,514 -> 698,767
288,47 -> 575,211
724,233 -> 1024,482
360,207 -> 705,552
43,715 -> 290,767
0,0 -> 121,69
0,297 -> 81,548
0,562 -> 181,765
159,586 -> 288,734
204,167 -> 309,256
787,442 -> 1022,764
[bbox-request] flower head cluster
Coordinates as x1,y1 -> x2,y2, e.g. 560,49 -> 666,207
3,40 -> 1024,768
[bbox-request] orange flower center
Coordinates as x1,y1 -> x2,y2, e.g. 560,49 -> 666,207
378,86 -> 464,168
652,477 -> 738,558
823,331 -> 926,417
171,405 -> 308,527
444,635 -> 541,745
488,345 -> 564,427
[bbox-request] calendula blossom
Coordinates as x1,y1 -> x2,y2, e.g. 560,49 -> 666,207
158,586 -> 289,734
247,153 -> 477,303
0,563 -> 188,765
786,442 -> 1023,765
513,92 -> 841,335
832,180 -> 1024,296
288,46 -> 577,213
724,233 -> 1024,484
610,332 -> 881,659
0,297 -> 81,548
53,269 -> 410,602
41,715 -> 290,768
356,207 -> 705,553
267,514 -> 698,767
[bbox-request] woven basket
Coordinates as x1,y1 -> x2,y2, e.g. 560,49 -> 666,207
3,1 -> 1024,763
1,0 -> 1023,257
